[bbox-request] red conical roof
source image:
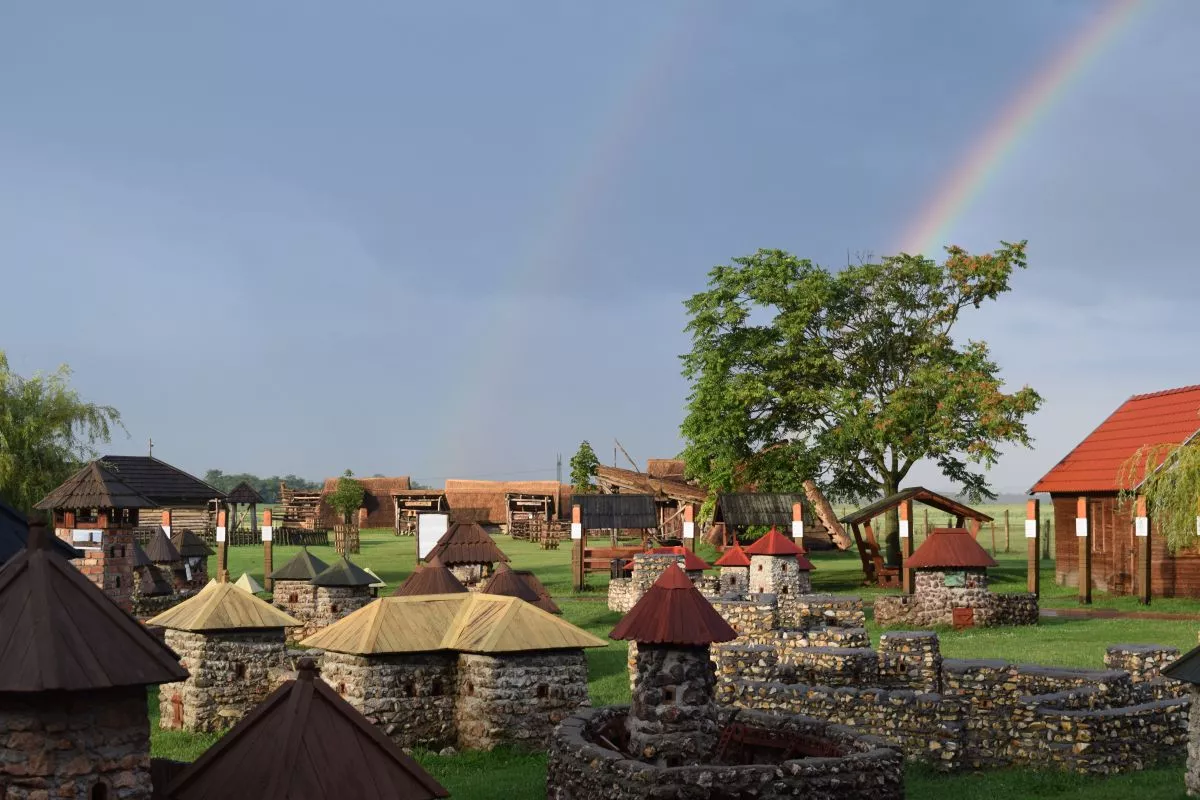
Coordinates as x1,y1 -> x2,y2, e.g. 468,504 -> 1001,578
609,565 -> 737,646
714,542 -> 750,568
744,527 -> 802,556
905,528 -> 998,570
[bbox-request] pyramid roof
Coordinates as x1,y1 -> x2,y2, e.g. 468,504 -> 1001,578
392,556 -> 468,597
149,580 -> 300,631
270,548 -> 329,581
361,566 -> 388,589
905,528 -> 998,570
481,564 -> 541,604
609,565 -> 737,646
144,528 -> 182,563
714,542 -> 751,568
311,556 -> 376,588
744,527 -> 802,556
166,659 -> 448,800
512,569 -> 561,614
426,521 -> 509,566
302,593 -> 605,655
235,572 -> 264,594
172,529 -> 214,558
0,498 -> 81,563
0,525 -> 187,691
35,461 -> 157,510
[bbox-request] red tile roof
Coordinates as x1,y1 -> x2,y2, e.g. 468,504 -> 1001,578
1032,384 -> 1200,494
905,528 -> 998,570
714,542 -> 750,568
609,565 -> 737,646
744,527 -> 801,556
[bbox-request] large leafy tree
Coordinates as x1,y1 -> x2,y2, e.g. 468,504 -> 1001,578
680,243 -> 1042,561
326,469 -> 365,524
0,351 -> 124,513
569,441 -> 600,493
1119,442 -> 1200,553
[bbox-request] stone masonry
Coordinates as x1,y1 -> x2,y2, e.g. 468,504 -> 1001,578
627,644 -> 719,766
0,687 -> 153,799
58,527 -> 135,613
718,565 -> 749,595
873,570 -> 1038,628
748,554 -> 809,596
158,629 -> 291,733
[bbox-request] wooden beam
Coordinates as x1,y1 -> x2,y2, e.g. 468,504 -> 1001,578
899,499 -> 914,595
1077,496 -> 1091,605
1136,495 -> 1151,605
1026,499 -> 1040,597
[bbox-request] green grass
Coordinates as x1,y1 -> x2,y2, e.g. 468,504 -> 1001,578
149,528 -> 1198,798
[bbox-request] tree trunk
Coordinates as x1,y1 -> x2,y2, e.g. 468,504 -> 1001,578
802,480 -> 852,550
881,476 -> 902,567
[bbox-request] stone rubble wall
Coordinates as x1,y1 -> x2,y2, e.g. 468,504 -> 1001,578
158,629 -> 290,733
320,651 -> 458,750
1188,686 -> 1200,796
873,571 -> 1037,628
627,645 -> 719,766
0,687 -> 153,799
448,563 -> 488,586
777,594 -> 866,629
455,651 -> 591,751
546,705 -> 904,800
607,578 -> 636,613
878,632 -> 943,693
280,585 -> 372,642
748,555 -> 803,596
717,566 -> 749,596
1104,644 -> 1182,684
709,599 -> 777,636
272,580 -> 319,643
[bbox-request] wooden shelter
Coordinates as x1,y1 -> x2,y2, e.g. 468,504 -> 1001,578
319,476 -> 412,529
392,489 -> 448,535
1031,384 -> 1200,598
165,658 -> 449,800
99,455 -> 226,537
594,465 -> 707,539
713,493 -> 832,549
840,487 -> 992,588
572,493 -> 658,534
224,480 -> 264,542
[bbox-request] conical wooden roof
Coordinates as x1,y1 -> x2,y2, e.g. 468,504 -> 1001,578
149,580 -> 300,632
481,563 -> 541,604
302,593 -> 606,655
35,461 -> 158,510
0,525 -> 188,691
138,565 -> 174,597
166,658 -> 448,800
426,521 -> 509,566
392,556 -> 468,597
610,564 -> 737,647
270,548 -> 329,581
132,540 -> 153,568
311,556 -> 376,587
226,481 -> 265,505
235,572 -> 265,594
905,527 -> 999,570
714,542 -> 751,568
144,528 -> 182,563
744,527 -> 802,556
512,569 -> 561,614
172,529 -> 214,558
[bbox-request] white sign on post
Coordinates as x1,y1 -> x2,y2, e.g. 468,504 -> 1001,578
898,520 -> 910,539
1135,517 -> 1149,538
417,514 -> 449,560
1024,520 -> 1037,539
215,526 -> 226,543
570,522 -> 582,541
261,525 -> 273,542
682,521 -> 695,540
1075,518 -> 1088,537
792,520 -> 804,540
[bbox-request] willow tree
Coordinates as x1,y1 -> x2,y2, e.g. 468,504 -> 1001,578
680,242 -> 1042,563
1120,442 -> 1200,552
0,350 -> 124,513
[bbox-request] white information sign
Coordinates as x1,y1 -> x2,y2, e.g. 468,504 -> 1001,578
1195,516 -> 1200,536
1075,518 -> 1088,537
1024,520 -> 1037,539
261,525 -> 273,542
418,513 -> 449,560
898,520 -> 910,539
1135,517 -> 1149,538
71,529 -> 91,543
215,526 -> 226,543
792,520 -> 804,540
570,522 -> 583,541
682,521 -> 695,540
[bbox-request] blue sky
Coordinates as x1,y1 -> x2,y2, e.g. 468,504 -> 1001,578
2,1 -> 1196,493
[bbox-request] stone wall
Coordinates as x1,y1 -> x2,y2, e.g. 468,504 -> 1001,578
455,651 -> 590,751
748,554 -> 809,596
273,579 -> 318,642
158,629 -> 290,733
547,705 -> 904,800
627,644 -> 719,766
59,527 -> 135,612
448,563 -> 489,586
275,583 -> 371,642
320,651 -> 458,750
878,631 -> 942,692
718,565 -> 749,596
873,573 -> 1037,628
0,686 -> 153,799
1188,686 -> 1200,796
777,594 -> 865,629
709,598 -> 776,636
1104,644 -> 1182,684
607,578 -> 636,613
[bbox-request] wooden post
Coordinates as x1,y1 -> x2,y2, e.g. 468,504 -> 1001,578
1025,499 -> 1040,596
923,508 -> 929,542
1043,517 -> 1052,560
1004,509 -> 1011,553
1136,495 -> 1151,605
1076,496 -> 1091,605
215,510 -> 228,582
250,503 -> 258,535
791,502 -> 806,553
263,509 -> 274,593
989,519 -> 996,553
572,504 -> 584,592
899,498 -> 914,594
161,509 -> 172,538
683,505 -> 696,552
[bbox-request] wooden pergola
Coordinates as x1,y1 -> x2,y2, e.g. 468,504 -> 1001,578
840,487 -> 992,588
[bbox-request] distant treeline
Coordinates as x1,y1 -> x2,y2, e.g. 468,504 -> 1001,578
203,471 -> 322,504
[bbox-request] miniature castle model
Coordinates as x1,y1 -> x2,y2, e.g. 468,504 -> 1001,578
743,528 -> 814,595
0,524 -> 189,798
149,579 -> 301,733
425,521 -> 509,586
872,527 -> 1037,628
131,539 -> 176,614
270,546 -> 328,620
270,549 -> 375,641
304,591 -> 605,751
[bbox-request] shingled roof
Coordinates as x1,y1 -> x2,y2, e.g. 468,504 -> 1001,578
311,556 -> 376,588
166,658 -> 448,800
905,528 -> 999,570
144,528 -> 182,563
512,569 -> 561,614
1163,643 -> 1200,685
302,593 -> 606,655
270,548 -> 329,581
0,497 -> 81,563
1032,384 -> 1200,494
226,481 -> 265,505
391,556 -> 468,597
714,493 -> 809,527
172,529 -> 214,558
744,527 -> 801,556
426,522 -> 509,566
570,493 -> 658,529
149,580 -> 300,632
35,461 -> 157,510
0,525 -> 188,691
480,563 -> 541,604
609,565 -> 737,647
99,455 -> 225,505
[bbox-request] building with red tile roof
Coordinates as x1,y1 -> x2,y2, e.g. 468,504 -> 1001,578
1030,384 -> 1200,598
610,565 -> 736,646
905,528 -> 999,570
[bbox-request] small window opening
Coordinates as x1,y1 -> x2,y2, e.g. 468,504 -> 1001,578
661,685 -> 677,706
728,577 -> 736,586
115,576 -> 121,588
757,564 -> 763,571
431,679 -> 444,695
91,782 -> 109,800
234,663 -> 247,680
466,683 -> 475,696
337,682 -> 346,694
288,593 -> 298,603
536,685 -> 548,699
331,604 -> 341,614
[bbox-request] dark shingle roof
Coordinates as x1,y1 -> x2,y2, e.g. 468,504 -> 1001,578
144,528 -> 182,563
172,529 -> 214,558
35,461 -> 158,511
512,569 -> 561,614
166,659 -> 448,800
840,487 -> 992,526
99,455 -> 226,505
0,525 -> 188,691
609,565 -> 737,646
1163,643 -> 1200,685
570,494 -> 657,529
714,493 -> 810,527
226,481 -> 265,505
0,498 -> 81,563
481,563 -> 541,604
391,556 -> 468,597
270,548 -> 329,581
311,556 -> 376,588
426,522 -> 509,566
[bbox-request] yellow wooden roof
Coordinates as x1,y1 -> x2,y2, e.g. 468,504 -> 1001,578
300,593 -> 605,655
148,580 -> 301,631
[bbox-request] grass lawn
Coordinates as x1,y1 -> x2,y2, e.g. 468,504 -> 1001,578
146,529 -> 1198,798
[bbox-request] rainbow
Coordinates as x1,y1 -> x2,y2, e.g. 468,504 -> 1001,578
897,0 -> 1149,256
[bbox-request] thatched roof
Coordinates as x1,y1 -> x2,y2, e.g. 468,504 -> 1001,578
318,476 -> 412,528
149,580 -> 301,631
647,459 -> 687,479
36,461 -> 157,511
443,479 -> 565,524
594,465 -> 707,504
301,593 -> 606,655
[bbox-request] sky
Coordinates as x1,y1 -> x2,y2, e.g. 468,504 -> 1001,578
1,0 -> 1196,494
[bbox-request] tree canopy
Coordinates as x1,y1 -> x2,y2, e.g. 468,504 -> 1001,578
326,469 -> 365,524
203,470 -> 321,503
1120,442 -> 1200,553
0,351 -> 124,513
569,441 -> 600,492
680,243 -> 1042,557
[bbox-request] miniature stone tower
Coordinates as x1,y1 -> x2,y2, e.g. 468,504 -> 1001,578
714,541 -> 751,595
744,527 -> 814,596
610,565 -> 737,767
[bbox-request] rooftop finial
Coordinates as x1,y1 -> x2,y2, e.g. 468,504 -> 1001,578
296,657 -> 318,681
